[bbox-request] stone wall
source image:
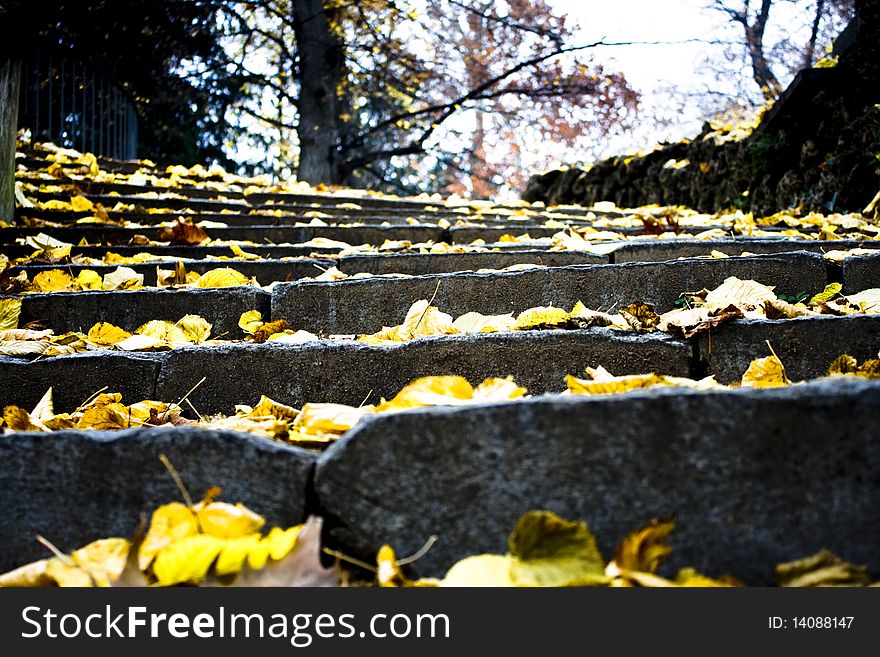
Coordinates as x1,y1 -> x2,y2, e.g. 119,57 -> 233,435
523,1 -> 880,216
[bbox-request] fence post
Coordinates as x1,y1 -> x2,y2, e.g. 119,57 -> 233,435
0,58 -> 21,223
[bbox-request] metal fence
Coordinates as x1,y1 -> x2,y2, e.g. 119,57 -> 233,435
18,47 -> 138,160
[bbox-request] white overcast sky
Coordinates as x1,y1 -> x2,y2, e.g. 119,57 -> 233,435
547,0 -> 729,155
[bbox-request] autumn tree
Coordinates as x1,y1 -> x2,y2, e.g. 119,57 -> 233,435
706,0 -> 855,105
215,0 -> 637,193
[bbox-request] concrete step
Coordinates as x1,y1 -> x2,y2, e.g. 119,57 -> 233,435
0,330 -> 691,413
315,378 -> 880,583
271,252 -> 827,334
0,427 -> 314,571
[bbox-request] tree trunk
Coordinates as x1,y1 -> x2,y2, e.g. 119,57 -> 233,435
744,0 -> 782,101
0,58 -> 20,222
292,0 -> 350,185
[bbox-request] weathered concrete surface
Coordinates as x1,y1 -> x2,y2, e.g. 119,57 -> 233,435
698,315 -> 880,383
15,250 -> 607,285
0,352 -> 161,412
2,224 -> 448,246
314,379 -> 880,584
611,238 -> 878,263
154,330 -> 691,414
336,250 -> 607,275
273,252 -> 827,334
838,252 -> 880,292
0,243 -> 342,260
13,287 -> 270,337
15,259 -> 331,287
0,427 -> 315,571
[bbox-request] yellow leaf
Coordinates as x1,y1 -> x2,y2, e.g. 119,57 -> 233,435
808,282 -> 842,306
175,315 -> 212,343
196,268 -> 250,288
294,403 -> 372,437
76,403 -> 132,430
0,559 -> 54,587
113,334 -> 170,351
377,375 -> 473,411
263,525 -> 302,561
213,534 -> 263,576
230,244 -> 261,260
137,320 -> 188,343
127,400 -> 176,423
763,298 -> 818,319
612,517 -> 676,574
508,511 -> 607,587
31,387 -> 54,423
618,301 -> 660,332
440,555 -> 517,587
69,538 -> 130,586
32,269 -> 75,292
101,266 -> 143,291
844,288 -> 880,314
239,310 -> 263,334
827,354 -> 858,375
0,538 -> 131,588
75,269 -> 103,290
2,405 -> 46,431
567,368 -> 665,395
741,353 -> 789,388
775,549 -> 871,587
87,322 -> 132,346
514,306 -> 570,330
704,277 -> 776,313
674,567 -> 737,587
472,376 -> 527,401
0,298 -> 21,330
195,501 -> 266,539
376,545 -> 408,587
70,195 -> 95,212
397,299 -> 455,339
151,534 -> 225,585
138,502 -> 200,570
248,395 -> 299,422
451,311 -> 516,334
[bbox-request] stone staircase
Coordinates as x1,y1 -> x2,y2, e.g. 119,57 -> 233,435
2,141 -> 879,584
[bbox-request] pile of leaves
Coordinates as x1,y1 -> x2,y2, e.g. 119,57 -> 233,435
0,304 -> 216,357
3,351 -> 877,444
354,278 -> 880,345
2,505 -> 873,588
0,491 -> 336,588
0,375 -> 526,445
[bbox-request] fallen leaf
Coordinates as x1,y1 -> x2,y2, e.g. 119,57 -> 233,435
102,267 -> 144,291
32,269 -> 75,292
398,299 -> 455,339
619,301 -> 660,332
775,549 -> 872,587
808,282 -> 843,306
0,298 -> 21,330
70,195 -> 95,212
741,352 -> 789,388
87,322 -> 133,346
514,306 -> 570,330
704,277 -> 776,315
451,311 -> 516,334
176,315 -> 212,343
196,268 -> 250,288
508,511 -> 608,586
160,219 -> 209,245
612,517 -> 676,574
239,310 -> 263,334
